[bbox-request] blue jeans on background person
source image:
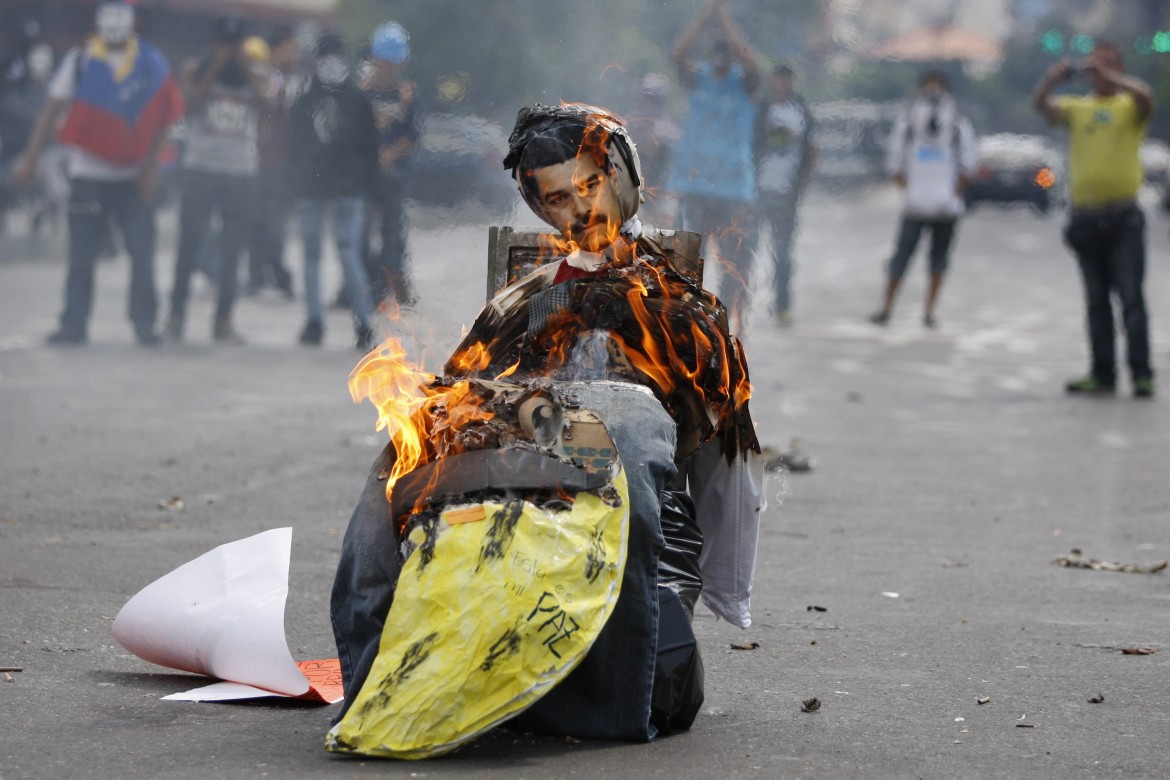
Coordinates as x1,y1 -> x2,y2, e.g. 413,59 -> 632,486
680,194 -> 758,328
296,197 -> 374,334
57,178 -> 158,342
330,382 -> 677,741
364,174 -> 413,306
886,216 -> 957,280
1063,205 -> 1153,384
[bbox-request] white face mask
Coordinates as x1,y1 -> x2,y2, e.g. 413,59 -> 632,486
96,3 -> 135,46
315,56 -> 349,87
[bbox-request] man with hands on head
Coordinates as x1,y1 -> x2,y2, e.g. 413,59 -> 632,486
1033,42 -> 1155,398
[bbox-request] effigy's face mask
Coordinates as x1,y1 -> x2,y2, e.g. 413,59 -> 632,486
530,154 -> 623,253
96,3 -> 135,46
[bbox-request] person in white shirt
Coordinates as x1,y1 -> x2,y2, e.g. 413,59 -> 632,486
870,71 -> 977,328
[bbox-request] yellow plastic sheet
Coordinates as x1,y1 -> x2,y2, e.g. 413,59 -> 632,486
326,469 -> 629,759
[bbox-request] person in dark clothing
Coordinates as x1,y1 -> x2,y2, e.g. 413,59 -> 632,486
287,33 -> 379,350
753,64 -> 816,325
361,21 -> 417,308
244,29 -> 296,299
165,16 -> 269,344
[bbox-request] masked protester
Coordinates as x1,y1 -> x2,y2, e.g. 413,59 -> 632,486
331,104 -> 765,743
287,32 -> 379,350
360,21 -> 418,308
869,71 -> 977,329
165,16 -> 270,344
244,29 -> 297,299
14,0 -> 184,346
1034,42 -> 1156,398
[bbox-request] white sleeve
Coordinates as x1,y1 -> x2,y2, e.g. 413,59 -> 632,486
48,48 -> 81,103
885,111 -> 909,177
688,441 -> 767,629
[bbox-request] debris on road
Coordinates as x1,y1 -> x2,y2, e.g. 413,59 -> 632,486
730,641 -> 760,651
845,390 -> 864,403
1088,694 -> 1105,704
157,495 -> 185,512
1016,723 -> 1035,729
801,697 -> 821,713
807,605 -> 827,612
1053,548 -> 1168,574
977,696 -> 991,705
1120,647 -> 1158,656
761,439 -> 814,473
880,591 -> 900,599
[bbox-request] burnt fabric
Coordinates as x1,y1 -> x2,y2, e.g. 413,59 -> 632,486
445,236 -> 759,464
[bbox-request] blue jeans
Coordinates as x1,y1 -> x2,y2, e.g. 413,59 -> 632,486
296,197 -> 373,328
680,194 -> 758,324
364,175 -> 411,304
330,382 -> 677,741
886,216 -> 957,281
1064,206 -> 1153,382
59,178 -> 158,337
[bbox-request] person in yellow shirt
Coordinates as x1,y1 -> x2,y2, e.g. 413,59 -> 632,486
1033,41 -> 1155,398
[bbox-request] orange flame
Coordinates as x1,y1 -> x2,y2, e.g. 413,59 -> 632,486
349,337 -> 495,505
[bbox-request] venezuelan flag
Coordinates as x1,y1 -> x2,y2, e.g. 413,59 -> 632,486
58,36 -> 185,167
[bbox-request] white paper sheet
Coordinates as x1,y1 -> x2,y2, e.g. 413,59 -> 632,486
112,527 -> 310,697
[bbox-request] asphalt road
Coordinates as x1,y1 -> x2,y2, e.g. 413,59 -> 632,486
2,188 -> 1169,779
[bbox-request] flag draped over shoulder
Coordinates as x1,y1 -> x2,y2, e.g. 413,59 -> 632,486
57,36 -> 185,166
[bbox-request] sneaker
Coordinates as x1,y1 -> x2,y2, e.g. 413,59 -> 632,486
1133,377 -> 1156,399
355,324 -> 375,352
299,319 -> 323,346
46,328 -> 86,346
1065,376 -> 1116,395
869,311 -> 889,326
213,319 -> 245,345
923,314 -> 937,329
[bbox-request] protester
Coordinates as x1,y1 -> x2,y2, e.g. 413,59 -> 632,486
361,21 -> 417,307
623,73 -> 680,228
165,16 -> 268,344
331,104 -> 764,744
244,29 -> 297,299
14,0 -> 184,346
1033,42 -> 1155,398
869,71 -> 977,329
287,32 -> 379,350
753,63 -> 817,326
668,0 -> 760,332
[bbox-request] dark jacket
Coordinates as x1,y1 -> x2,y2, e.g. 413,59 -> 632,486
287,80 -> 378,199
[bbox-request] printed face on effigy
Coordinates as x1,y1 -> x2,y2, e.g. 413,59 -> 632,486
530,154 -> 624,254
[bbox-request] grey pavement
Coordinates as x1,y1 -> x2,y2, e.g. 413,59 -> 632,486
2,190 -> 1169,779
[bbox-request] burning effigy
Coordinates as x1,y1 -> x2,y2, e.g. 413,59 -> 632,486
327,104 -> 765,759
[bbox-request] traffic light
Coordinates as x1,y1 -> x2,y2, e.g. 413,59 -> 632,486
1039,28 -> 1064,55
1070,34 -> 1094,55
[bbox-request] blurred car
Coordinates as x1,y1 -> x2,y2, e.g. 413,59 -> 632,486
811,100 -> 899,187
403,112 -> 516,215
965,133 -> 1062,215
1139,139 -> 1170,187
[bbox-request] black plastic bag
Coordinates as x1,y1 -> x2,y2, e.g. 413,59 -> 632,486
658,488 -> 703,617
650,587 -> 704,735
